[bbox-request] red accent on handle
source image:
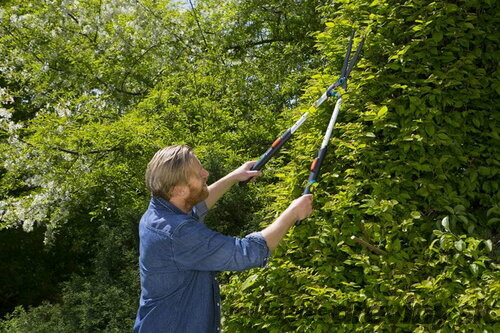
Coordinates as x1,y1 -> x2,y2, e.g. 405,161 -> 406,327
271,137 -> 282,148
310,158 -> 318,171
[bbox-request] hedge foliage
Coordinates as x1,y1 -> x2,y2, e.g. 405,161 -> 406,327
223,0 -> 499,331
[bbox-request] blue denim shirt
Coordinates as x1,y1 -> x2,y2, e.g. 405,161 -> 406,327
133,197 -> 270,333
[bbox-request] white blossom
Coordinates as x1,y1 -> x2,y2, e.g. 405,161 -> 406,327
82,24 -> 92,34
22,218 -> 34,232
0,88 -> 14,104
0,108 -> 12,119
55,103 -> 72,117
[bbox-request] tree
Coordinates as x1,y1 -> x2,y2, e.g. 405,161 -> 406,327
0,0 -> 325,329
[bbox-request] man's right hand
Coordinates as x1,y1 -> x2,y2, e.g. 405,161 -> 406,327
287,194 -> 313,221
261,194 -> 314,251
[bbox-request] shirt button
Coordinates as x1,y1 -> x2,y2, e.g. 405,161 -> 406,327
217,302 -> 220,306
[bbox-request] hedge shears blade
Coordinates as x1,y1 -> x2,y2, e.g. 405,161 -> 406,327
315,31 -> 365,108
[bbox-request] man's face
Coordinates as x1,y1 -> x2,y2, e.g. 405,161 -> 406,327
185,157 -> 209,206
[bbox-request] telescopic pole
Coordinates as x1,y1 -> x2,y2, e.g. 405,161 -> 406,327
296,97 -> 343,226
238,112 -> 309,185
239,83 -> 338,186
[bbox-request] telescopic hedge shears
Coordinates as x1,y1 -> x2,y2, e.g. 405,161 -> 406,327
296,31 -> 364,225
239,31 -> 365,203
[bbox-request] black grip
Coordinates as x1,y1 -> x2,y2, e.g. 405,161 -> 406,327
238,162 -> 259,186
295,147 -> 328,226
239,129 -> 293,186
295,179 -> 315,226
295,187 -> 312,226
311,146 -> 328,179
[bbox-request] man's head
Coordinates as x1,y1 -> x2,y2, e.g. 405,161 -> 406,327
145,145 -> 209,203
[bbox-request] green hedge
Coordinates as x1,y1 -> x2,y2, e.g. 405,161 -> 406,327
223,0 -> 499,331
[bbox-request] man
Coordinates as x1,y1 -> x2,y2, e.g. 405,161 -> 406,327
133,145 -> 313,332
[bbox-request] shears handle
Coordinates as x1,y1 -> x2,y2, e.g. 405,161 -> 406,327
295,146 -> 327,226
239,112 -> 309,186
238,129 -> 292,185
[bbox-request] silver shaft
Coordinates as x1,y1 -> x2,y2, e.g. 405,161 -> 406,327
315,92 -> 328,108
321,98 -> 343,148
290,112 -> 309,133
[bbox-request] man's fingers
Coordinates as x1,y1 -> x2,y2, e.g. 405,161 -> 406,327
244,160 -> 257,169
247,170 -> 262,177
300,194 -> 313,204
246,171 -> 262,183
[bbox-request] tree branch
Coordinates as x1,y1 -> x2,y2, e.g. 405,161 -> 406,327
54,146 -> 120,155
188,0 -> 209,51
226,38 -> 294,52
118,41 -> 168,94
351,236 -> 388,255
65,11 -> 79,24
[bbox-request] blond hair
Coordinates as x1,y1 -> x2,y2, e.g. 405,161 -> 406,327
145,145 -> 196,200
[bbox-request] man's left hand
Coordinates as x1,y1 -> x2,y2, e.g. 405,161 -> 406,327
229,161 -> 263,183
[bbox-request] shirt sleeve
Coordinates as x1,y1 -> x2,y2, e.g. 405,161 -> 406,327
171,218 -> 270,272
192,201 -> 209,222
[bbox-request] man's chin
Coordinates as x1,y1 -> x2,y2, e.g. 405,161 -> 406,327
187,188 -> 209,207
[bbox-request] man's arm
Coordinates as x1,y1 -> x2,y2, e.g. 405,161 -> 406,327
261,194 -> 313,251
205,161 -> 262,209
172,195 -> 313,272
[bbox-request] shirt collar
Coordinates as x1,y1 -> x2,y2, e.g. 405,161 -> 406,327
150,196 -> 186,215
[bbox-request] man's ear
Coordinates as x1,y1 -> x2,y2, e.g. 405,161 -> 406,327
171,184 -> 188,199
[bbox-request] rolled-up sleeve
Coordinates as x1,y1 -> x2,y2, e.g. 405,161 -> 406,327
172,219 -> 270,272
192,201 -> 209,222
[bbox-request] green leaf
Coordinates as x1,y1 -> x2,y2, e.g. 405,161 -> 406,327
433,230 -> 443,237
457,215 -> 469,224
424,124 -> 435,136
441,216 -> 450,232
444,206 -> 455,214
240,274 -> 259,291
487,206 -> 499,217
454,240 -> 465,251
432,31 -> 443,42
484,240 -> 492,252
377,106 -> 388,117
478,167 -> 490,176
488,218 -> 500,225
